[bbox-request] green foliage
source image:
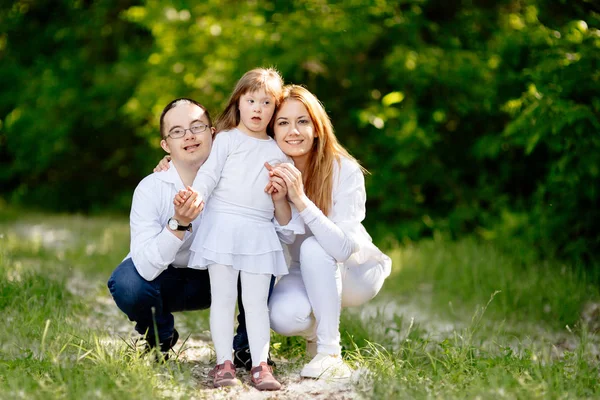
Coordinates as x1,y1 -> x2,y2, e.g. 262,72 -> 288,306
1,1 -> 599,262
0,0 -> 154,212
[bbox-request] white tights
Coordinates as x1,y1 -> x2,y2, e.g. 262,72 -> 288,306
208,264 -> 271,366
269,237 -> 388,355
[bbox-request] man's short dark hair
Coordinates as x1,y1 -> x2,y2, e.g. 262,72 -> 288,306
159,98 -> 212,138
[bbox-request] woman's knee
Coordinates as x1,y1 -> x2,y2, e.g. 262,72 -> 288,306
341,267 -> 386,307
269,295 -> 313,336
299,237 -> 336,272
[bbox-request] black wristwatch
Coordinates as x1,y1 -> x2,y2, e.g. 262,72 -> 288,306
168,217 -> 192,232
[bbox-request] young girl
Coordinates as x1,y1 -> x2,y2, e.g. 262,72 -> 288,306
174,68 -> 294,390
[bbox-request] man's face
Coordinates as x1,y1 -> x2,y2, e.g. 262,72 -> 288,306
160,103 -> 214,167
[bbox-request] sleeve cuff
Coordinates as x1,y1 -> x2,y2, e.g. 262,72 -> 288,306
275,204 -> 306,235
156,227 -> 184,263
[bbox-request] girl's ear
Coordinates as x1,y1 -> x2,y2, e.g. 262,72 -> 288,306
160,139 -> 171,153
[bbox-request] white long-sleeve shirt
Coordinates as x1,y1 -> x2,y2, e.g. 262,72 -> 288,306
192,128 -> 292,221
126,162 -> 200,281
289,156 -> 390,279
187,128 -> 299,275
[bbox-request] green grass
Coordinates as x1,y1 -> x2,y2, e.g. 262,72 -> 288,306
0,210 -> 598,399
385,236 -> 600,328
342,293 -> 599,399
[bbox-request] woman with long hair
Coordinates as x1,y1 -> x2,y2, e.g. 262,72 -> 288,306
267,85 -> 392,379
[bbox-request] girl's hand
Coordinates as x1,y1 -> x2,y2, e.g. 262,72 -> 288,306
173,189 -> 188,207
264,162 -> 287,202
173,187 -> 204,225
154,155 -> 172,172
268,175 -> 288,203
268,163 -> 305,202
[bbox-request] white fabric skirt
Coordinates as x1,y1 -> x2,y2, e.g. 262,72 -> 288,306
189,210 -> 289,276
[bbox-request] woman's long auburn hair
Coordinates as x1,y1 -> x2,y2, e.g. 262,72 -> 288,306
215,68 -> 284,135
278,85 -> 366,216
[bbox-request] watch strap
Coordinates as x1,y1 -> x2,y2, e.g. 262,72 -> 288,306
169,218 -> 192,232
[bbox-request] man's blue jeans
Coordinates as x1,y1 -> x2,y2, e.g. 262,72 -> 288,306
108,258 -> 248,350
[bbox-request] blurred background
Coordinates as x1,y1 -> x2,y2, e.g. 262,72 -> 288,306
1,0 -> 598,265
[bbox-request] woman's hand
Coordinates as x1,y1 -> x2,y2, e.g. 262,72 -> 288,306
265,162 -> 309,211
153,155 -> 172,172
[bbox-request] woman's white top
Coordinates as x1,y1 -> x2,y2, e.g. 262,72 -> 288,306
188,128 -> 297,276
290,156 -> 392,277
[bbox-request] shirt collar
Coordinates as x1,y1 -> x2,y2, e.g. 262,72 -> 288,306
154,161 -> 186,191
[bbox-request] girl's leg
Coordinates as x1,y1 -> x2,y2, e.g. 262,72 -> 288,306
299,237 -> 343,356
269,267 -> 315,338
208,264 -> 239,364
240,271 -> 272,367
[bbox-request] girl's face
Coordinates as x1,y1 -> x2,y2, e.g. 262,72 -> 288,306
237,89 -> 276,138
273,99 -> 316,160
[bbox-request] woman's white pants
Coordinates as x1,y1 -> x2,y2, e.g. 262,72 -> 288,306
269,237 -> 388,355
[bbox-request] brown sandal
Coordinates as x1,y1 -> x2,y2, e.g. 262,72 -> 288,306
210,360 -> 239,387
250,362 -> 282,391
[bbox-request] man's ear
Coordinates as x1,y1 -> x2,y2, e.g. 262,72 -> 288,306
160,139 -> 171,153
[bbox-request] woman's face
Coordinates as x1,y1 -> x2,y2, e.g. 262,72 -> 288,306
273,99 -> 315,159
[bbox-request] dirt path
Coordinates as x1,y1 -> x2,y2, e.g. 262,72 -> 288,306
68,271 -> 364,399
16,222 -> 600,398
7,222 -> 364,398
68,267 -> 600,399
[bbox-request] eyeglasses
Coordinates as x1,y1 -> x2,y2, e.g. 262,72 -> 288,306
168,124 -> 210,139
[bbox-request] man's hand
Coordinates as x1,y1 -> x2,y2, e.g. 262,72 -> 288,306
173,186 -> 204,225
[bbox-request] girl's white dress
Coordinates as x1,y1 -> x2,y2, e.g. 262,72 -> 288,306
188,128 -> 295,276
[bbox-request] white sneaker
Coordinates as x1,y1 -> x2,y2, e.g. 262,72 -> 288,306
300,353 -> 352,380
306,340 -> 318,357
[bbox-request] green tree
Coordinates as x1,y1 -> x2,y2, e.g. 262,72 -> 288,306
1,0 -> 152,211
1,0 -> 598,263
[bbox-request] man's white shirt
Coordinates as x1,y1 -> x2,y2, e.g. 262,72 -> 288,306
127,162 -> 199,281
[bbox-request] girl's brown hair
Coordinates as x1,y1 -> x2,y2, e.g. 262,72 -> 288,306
215,68 -> 284,135
278,85 -> 366,216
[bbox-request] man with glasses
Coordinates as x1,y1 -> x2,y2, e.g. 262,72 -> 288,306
107,98 -> 221,359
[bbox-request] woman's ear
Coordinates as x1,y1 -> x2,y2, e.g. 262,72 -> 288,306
160,139 -> 171,153
210,126 -> 216,138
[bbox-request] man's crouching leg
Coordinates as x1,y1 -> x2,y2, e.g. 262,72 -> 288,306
107,258 -> 177,355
